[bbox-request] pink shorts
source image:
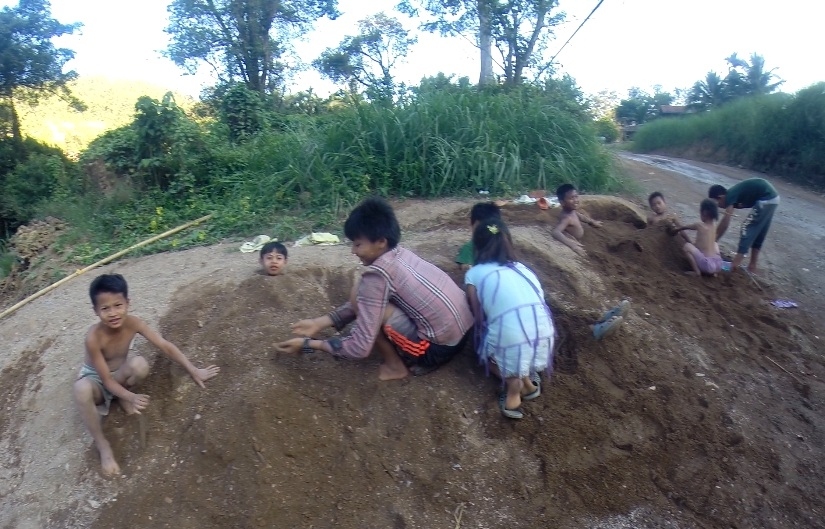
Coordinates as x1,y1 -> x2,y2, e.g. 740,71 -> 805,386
687,245 -> 723,274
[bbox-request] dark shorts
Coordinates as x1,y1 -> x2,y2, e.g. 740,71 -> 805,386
383,320 -> 471,369
738,201 -> 778,254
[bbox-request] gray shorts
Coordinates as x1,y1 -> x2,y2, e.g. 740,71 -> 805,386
77,364 -> 115,416
738,201 -> 778,254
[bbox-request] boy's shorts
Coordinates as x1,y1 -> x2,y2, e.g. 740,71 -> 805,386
77,364 -> 115,416
738,200 -> 779,254
382,308 -> 470,369
686,245 -> 723,274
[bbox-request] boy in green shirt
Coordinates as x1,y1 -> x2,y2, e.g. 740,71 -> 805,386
709,177 -> 779,274
455,202 -> 502,271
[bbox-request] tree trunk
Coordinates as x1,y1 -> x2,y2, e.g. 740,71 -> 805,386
478,0 -> 494,85
10,100 -> 22,146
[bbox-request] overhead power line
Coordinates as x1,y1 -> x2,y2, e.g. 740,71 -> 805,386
549,0 -> 606,65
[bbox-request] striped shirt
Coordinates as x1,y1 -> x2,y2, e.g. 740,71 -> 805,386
327,247 -> 473,359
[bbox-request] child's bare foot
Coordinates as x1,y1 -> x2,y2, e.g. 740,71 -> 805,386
505,393 -> 522,411
378,362 -> 409,381
98,442 -> 121,476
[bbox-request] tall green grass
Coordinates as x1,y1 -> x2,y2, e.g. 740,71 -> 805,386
632,84 -> 825,188
31,83 -> 621,266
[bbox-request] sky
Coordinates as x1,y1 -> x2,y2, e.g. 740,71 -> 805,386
13,0 -> 824,100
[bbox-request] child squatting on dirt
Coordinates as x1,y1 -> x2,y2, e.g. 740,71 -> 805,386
464,218 -> 555,419
274,197 -> 474,381
647,191 -> 690,243
73,274 -> 220,476
674,199 -> 725,277
552,183 -> 602,257
455,202 -> 502,271
260,241 -> 288,276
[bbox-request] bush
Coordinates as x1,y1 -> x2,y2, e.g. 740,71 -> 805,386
633,85 -> 825,188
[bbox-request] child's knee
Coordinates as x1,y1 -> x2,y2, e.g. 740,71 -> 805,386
73,378 -> 98,403
129,356 -> 150,380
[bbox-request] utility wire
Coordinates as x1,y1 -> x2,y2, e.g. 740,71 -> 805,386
549,0 -> 606,65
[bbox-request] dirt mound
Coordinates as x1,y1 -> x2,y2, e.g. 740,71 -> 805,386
84,200 -> 825,529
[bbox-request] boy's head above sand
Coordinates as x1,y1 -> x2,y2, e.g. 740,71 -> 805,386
344,197 -> 400,266
648,191 -> 667,216
556,183 -> 579,211
700,198 -> 719,222
89,274 -> 130,330
259,241 -> 288,276
470,202 -> 502,230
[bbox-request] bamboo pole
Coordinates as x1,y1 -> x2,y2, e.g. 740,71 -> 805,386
0,214 -> 213,322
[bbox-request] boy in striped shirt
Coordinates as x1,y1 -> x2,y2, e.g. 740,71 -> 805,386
276,198 -> 473,380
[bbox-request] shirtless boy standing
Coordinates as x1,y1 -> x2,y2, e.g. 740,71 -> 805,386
551,183 -> 602,257
675,199 -> 724,276
74,274 -> 220,475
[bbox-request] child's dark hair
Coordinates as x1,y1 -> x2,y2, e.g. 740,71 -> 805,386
708,185 -> 727,199
469,202 -> 502,225
472,218 -> 517,265
648,191 -> 665,205
700,198 -> 719,221
344,197 -> 401,249
260,241 -> 288,259
89,274 -> 128,306
556,183 -> 576,202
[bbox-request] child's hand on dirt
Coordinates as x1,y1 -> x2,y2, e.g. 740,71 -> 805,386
591,220 -> 603,228
126,393 -> 150,414
191,365 -> 220,388
574,243 -> 587,257
291,318 -> 323,337
274,338 -> 304,355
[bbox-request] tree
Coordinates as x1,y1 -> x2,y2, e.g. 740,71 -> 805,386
688,53 -> 783,111
490,0 -> 564,85
687,71 -> 727,110
615,87 -> 673,125
398,0 -> 564,86
165,0 -> 339,94
314,12 -> 416,103
0,0 -> 81,144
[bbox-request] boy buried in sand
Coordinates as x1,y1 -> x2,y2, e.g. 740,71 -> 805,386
551,183 -> 602,257
455,202 -> 502,271
274,197 -> 473,380
674,199 -> 725,277
74,274 -> 220,476
260,241 -> 288,276
647,191 -> 690,243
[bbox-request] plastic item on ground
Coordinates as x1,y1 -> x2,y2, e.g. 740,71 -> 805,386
240,235 -> 272,253
770,299 -> 798,309
293,232 -> 341,247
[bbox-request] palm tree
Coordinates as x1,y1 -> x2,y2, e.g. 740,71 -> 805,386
688,71 -> 726,110
744,53 -> 784,95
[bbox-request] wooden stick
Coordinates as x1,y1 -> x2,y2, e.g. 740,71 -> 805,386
0,214 -> 213,321
766,356 -> 804,385
138,413 -> 148,449
453,503 -> 465,529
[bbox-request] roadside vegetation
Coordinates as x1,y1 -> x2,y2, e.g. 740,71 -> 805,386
631,84 -> 825,189
0,0 -> 622,284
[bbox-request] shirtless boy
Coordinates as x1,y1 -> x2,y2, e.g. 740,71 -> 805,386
74,274 -> 220,475
647,191 -> 690,243
551,183 -> 602,257
675,199 -> 724,276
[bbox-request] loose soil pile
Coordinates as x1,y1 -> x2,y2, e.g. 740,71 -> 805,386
44,198 -> 821,529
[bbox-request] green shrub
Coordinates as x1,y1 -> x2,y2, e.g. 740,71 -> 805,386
633,85 -> 825,188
